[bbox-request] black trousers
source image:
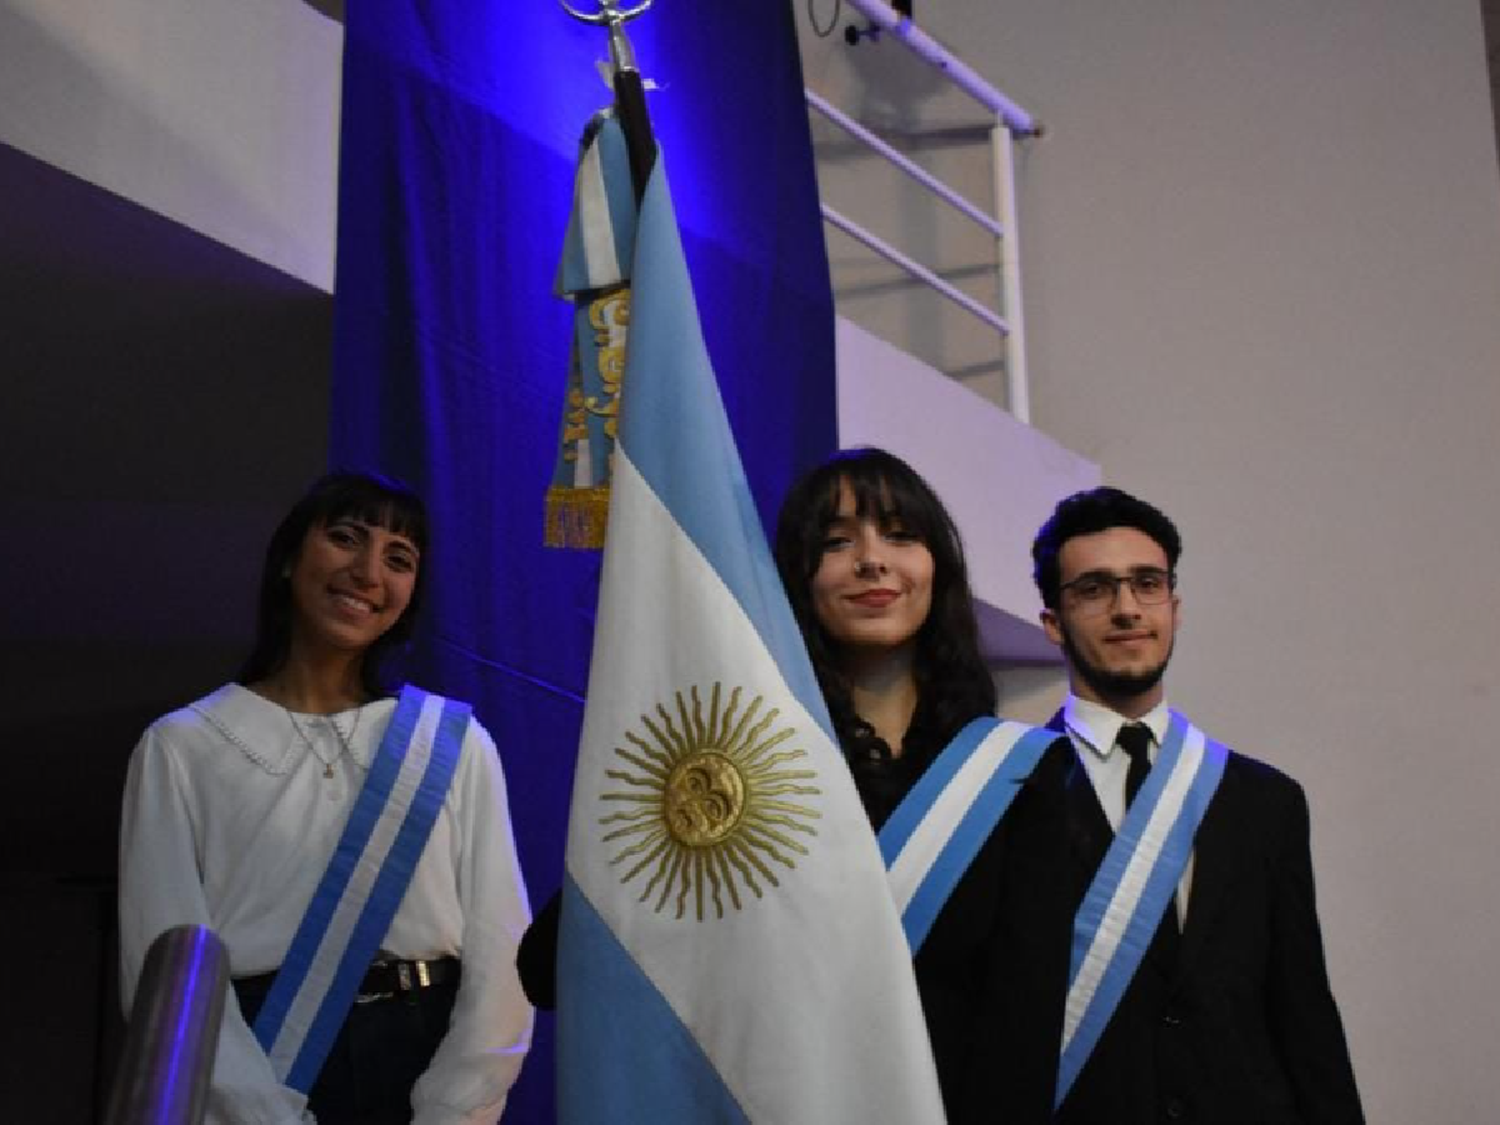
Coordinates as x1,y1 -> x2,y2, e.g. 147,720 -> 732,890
233,970 -> 459,1125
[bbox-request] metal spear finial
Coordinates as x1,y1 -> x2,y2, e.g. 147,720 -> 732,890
558,0 -> 653,74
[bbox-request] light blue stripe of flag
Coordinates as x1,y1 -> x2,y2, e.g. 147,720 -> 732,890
556,877 -> 749,1124
558,142 -> 944,1124
616,154 -> 830,742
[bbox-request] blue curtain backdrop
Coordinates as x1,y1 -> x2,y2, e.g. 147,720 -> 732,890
329,3 -> 836,1118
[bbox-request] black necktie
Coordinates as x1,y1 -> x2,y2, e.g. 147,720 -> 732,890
1118,722 -> 1153,806
1115,722 -> 1182,959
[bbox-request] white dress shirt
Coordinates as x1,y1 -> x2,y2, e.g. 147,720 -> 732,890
1060,694 -> 1194,925
119,684 -> 533,1125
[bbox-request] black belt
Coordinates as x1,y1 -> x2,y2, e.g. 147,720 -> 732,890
357,956 -> 460,1000
235,956 -> 460,1005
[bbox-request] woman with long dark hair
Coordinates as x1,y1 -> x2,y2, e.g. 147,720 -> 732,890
517,448 -> 1067,1119
119,471 -> 532,1125
774,447 -> 999,828
773,447 -> 1070,1124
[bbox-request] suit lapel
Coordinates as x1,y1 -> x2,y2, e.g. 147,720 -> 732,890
1174,757 -> 1245,975
1045,710 -> 1113,901
1047,708 -> 1181,983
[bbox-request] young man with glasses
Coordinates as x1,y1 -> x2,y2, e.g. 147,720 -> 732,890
1027,486 -> 1362,1124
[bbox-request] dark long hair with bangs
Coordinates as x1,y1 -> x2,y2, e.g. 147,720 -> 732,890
773,447 -> 996,760
237,470 -> 430,700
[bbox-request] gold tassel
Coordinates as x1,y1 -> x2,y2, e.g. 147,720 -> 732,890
545,485 -> 612,549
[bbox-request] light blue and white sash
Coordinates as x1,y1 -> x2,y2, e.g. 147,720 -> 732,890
1054,711 -> 1228,1109
879,717 -> 1058,953
251,685 -> 469,1093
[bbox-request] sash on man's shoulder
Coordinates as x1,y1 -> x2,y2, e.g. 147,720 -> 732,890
251,684 -> 470,1093
879,716 -> 1058,952
1055,710 -> 1228,1108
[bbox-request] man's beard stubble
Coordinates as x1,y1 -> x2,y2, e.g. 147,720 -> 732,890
1060,624 -> 1173,705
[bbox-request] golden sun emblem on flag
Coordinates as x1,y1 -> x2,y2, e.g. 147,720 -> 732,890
599,683 -> 822,921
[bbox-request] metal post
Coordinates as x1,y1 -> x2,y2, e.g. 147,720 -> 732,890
105,925 -> 231,1125
821,203 -> 1011,335
806,91 -> 1003,238
812,1 -> 1041,419
992,122 -> 1030,424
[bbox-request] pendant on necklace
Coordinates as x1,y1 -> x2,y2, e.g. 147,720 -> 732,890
324,763 -> 334,779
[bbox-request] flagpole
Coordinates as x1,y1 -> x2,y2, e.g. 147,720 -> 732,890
560,0 -> 657,200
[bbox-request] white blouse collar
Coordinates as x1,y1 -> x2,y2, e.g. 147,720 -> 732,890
189,683 -> 384,775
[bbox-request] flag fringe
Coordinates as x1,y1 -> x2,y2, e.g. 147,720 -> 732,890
545,486 -> 612,549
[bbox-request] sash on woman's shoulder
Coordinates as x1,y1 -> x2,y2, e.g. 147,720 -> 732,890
878,716 -> 1058,952
1054,710 -> 1228,1109
250,684 -> 470,1093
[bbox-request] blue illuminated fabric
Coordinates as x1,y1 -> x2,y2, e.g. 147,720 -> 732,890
879,717 -> 1057,952
1055,711 -> 1228,1108
250,686 -> 468,1093
330,5 -> 835,1115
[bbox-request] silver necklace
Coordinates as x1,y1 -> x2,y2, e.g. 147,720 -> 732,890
286,707 -> 362,779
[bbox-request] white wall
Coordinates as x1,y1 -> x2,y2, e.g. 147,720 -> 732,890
803,2 -> 1500,1119
834,317 -> 1099,662
0,0 -> 341,289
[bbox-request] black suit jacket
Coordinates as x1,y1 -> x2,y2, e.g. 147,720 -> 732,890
1041,710 -> 1363,1125
913,733 -> 1076,1124
523,715 -> 1362,1124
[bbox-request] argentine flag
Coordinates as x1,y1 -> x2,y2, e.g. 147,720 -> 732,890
556,146 -> 945,1122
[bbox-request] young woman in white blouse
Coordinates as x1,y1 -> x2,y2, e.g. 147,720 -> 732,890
119,471 -> 532,1125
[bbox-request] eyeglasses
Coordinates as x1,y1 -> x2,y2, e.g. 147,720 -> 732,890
1058,568 -> 1175,616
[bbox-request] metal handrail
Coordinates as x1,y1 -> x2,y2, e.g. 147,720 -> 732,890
809,0 -> 1038,421
820,204 -> 1010,335
106,925 -> 231,1125
844,0 -> 1037,134
806,91 -> 1003,238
